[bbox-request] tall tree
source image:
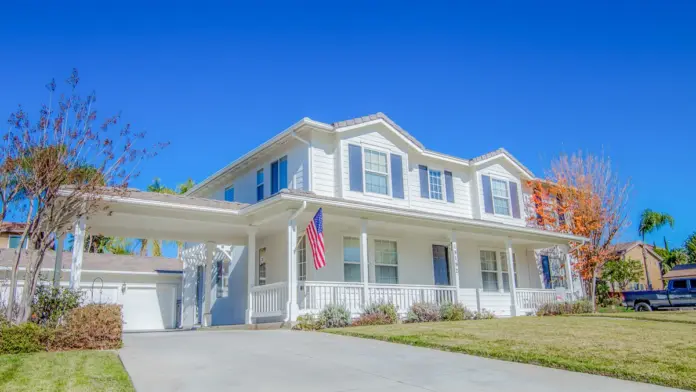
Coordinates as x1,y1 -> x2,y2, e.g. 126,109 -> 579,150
527,151 -> 631,311
602,257 -> 643,291
684,232 -> 696,264
637,209 -> 674,289
3,69 -> 165,322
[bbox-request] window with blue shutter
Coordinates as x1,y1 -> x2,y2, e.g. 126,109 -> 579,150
224,186 -> 235,202
444,171 -> 454,203
271,160 -> 279,195
348,144 -> 363,192
481,175 -> 494,213
418,165 -> 429,198
509,181 -> 521,218
390,154 -> 404,199
270,156 -> 288,195
256,169 -> 264,201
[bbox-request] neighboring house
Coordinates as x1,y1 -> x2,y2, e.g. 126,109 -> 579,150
64,112 -> 587,328
663,264 -> 696,281
0,249 -> 182,331
608,241 -> 664,291
0,222 -> 28,249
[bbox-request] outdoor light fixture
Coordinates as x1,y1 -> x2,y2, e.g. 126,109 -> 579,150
121,283 -> 127,294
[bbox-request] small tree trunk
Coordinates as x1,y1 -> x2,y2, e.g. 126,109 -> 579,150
18,245 -> 49,323
591,269 -> 598,313
6,203 -> 34,323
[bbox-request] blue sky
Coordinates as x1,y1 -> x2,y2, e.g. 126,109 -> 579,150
1,1 -> 695,250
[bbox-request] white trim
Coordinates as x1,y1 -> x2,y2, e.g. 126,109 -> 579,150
474,153 -> 534,180
0,266 -> 182,276
490,176 -> 512,217
427,168 -> 444,201
362,145 -> 391,197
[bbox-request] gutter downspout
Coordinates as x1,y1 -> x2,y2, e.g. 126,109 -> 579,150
285,201 -> 307,323
291,132 -> 312,192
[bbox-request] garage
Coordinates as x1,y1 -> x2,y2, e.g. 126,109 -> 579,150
1,250 -> 183,332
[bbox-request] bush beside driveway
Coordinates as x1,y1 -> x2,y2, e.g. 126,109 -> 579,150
327,315 -> 696,391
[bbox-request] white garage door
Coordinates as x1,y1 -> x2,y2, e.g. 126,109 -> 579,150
119,284 -> 177,331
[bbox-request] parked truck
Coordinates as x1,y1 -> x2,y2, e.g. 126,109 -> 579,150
622,278 -> 696,311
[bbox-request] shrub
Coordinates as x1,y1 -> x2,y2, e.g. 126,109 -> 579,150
537,300 -> 593,316
473,309 -> 496,320
353,313 -> 392,326
439,302 -> 472,321
31,285 -> 83,327
361,302 -> 399,324
317,304 -> 351,329
406,302 -> 440,323
51,304 -> 123,351
0,322 -> 51,354
293,314 -> 321,331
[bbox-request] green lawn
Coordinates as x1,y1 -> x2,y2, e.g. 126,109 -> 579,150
577,310 -> 696,324
0,351 -> 134,392
328,316 -> 696,390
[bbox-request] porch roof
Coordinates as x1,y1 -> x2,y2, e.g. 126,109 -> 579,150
80,188 -> 586,247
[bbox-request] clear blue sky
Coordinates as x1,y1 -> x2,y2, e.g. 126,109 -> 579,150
1,1 -> 694,249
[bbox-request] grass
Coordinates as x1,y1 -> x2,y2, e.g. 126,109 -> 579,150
327,315 -> 696,390
577,310 -> 696,324
0,351 -> 134,392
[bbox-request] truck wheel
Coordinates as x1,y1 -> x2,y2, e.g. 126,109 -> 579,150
634,303 -> 652,312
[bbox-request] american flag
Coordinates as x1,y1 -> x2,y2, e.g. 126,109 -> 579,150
306,208 -> 325,269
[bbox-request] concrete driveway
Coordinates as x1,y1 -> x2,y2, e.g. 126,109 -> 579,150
120,330 -> 680,392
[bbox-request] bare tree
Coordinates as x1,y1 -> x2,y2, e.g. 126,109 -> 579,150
3,69 -> 166,322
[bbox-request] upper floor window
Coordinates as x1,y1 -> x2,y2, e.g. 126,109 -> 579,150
256,169 -> 264,201
364,149 -> 388,195
271,156 -> 288,195
428,170 -> 443,200
8,235 -> 24,249
491,178 -> 511,216
224,186 -> 234,202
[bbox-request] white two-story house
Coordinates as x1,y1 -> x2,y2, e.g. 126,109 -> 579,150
72,113 -> 585,329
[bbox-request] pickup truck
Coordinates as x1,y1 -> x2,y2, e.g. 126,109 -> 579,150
622,278 -> 696,311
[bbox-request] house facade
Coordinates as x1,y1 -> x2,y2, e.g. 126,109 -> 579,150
66,113 -> 585,328
608,241 -> 664,291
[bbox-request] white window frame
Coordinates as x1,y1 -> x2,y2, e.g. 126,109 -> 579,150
343,236 -> 361,282
428,169 -> 443,200
7,234 -> 26,249
373,238 -> 399,284
479,248 -> 517,292
488,176 -> 512,217
363,146 -> 390,197
297,235 -> 307,282
479,249 -> 499,292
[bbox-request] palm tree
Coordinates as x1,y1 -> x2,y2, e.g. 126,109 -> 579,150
103,237 -> 135,255
176,178 -> 195,194
638,209 -> 674,289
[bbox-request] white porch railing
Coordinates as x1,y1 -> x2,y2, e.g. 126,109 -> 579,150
298,281 -> 457,315
515,288 -> 565,313
250,281 -> 288,318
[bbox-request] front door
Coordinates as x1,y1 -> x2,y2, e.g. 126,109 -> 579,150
432,245 -> 450,285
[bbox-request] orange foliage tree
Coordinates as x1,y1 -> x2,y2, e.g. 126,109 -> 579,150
526,152 -> 630,310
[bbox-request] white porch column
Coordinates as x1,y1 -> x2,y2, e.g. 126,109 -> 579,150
203,241 -> 215,327
360,219 -> 369,306
69,217 -> 86,290
246,230 -> 257,325
53,233 -> 66,288
450,231 -> 461,303
505,238 -> 518,317
564,251 -> 574,300
286,216 -> 300,322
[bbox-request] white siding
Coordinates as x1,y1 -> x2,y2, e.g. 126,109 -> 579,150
207,141 -> 309,203
407,158 -> 473,218
475,160 -> 527,226
311,131 -> 336,197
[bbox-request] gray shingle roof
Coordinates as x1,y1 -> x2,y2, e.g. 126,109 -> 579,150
332,112 -> 425,150
0,249 -> 182,273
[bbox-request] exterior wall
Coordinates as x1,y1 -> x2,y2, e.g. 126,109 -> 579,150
311,131 -> 337,197
0,233 -> 8,248
625,246 -> 664,290
474,160 -> 528,226
207,140 -> 309,203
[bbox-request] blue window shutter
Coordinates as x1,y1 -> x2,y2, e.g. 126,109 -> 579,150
481,175 -> 494,214
271,160 -> 279,195
348,144 -> 363,192
224,187 -> 234,202
509,181 -> 521,218
418,165 -> 429,198
390,154 -> 404,199
541,255 -> 551,289
279,156 -> 288,190
444,171 -> 454,203
556,194 -> 565,225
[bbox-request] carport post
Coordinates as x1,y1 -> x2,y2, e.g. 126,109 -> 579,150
203,241 -> 216,327
69,217 -> 86,289
450,231 -> 460,303
505,238 -> 518,317
246,230 -> 257,324
53,233 -> 66,288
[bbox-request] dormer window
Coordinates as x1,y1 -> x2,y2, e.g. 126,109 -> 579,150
491,178 -> 511,216
364,148 -> 389,195
428,169 -> 443,200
